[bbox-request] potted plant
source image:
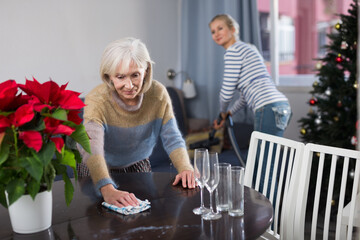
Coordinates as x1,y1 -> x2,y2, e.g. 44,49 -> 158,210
0,78 -> 91,234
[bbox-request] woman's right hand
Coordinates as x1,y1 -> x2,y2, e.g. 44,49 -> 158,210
213,118 -> 224,130
100,184 -> 139,208
213,111 -> 232,130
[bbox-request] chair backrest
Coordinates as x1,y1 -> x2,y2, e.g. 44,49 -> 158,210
293,143 -> 360,240
244,131 -> 305,239
165,86 -> 188,136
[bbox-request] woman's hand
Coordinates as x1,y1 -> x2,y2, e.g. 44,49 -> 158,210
172,170 -> 196,189
213,118 -> 225,130
100,184 -> 139,208
213,111 -> 232,130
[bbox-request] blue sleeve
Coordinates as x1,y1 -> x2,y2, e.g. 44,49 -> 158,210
160,118 -> 186,155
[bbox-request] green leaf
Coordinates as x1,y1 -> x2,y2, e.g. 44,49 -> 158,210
53,161 -> 67,179
72,149 -> 81,181
19,156 -> 43,182
31,119 -> 46,132
26,179 -> 40,200
0,185 -> 7,209
52,109 -> 68,121
6,179 -> 25,206
73,149 -> 82,164
0,168 -> 14,185
70,124 -> 91,154
0,141 -> 10,166
38,141 -> 55,166
0,111 -> 13,117
60,150 -> 76,169
62,173 -> 74,206
44,163 -> 56,190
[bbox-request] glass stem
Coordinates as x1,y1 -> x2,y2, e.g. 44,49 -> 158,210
209,191 -> 214,213
200,187 -> 205,208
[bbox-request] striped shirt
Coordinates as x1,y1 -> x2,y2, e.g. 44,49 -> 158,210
219,41 -> 288,114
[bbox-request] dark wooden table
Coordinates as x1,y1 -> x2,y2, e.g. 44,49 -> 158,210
0,172 -> 273,240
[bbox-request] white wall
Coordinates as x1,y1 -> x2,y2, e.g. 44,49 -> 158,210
0,0 -> 180,96
0,1 -> 319,143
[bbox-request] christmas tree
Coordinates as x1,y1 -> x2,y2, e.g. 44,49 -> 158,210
299,0 -> 358,150
298,0 -> 358,216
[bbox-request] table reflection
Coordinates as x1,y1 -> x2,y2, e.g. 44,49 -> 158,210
0,172 -> 272,240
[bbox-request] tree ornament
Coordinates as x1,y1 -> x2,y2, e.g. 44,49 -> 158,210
315,117 -> 322,125
333,116 -> 339,122
350,41 -> 357,50
337,100 -> 342,107
344,70 -> 350,81
316,62 -> 322,69
313,81 -> 319,87
335,22 -> 341,30
309,97 -> 318,106
300,128 -> 306,135
351,136 -> 357,145
349,169 -> 355,179
354,81 -> 358,89
335,54 -> 343,63
325,88 -> 331,96
341,41 -> 348,49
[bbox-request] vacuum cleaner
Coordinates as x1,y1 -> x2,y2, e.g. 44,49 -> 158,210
189,114 -> 245,167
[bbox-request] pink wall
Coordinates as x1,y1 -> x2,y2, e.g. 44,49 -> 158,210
257,0 -> 354,75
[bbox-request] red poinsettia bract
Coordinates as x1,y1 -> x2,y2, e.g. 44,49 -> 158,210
18,78 -> 85,111
0,78 -> 84,153
0,80 -> 19,111
0,77 -> 91,208
19,131 -> 43,152
44,117 -> 75,152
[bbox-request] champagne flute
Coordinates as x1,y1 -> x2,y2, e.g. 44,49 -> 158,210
202,152 -> 222,220
192,148 -> 210,215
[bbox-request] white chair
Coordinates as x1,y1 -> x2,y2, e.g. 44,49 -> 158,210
341,192 -> 360,239
244,131 -> 305,239
293,143 -> 360,240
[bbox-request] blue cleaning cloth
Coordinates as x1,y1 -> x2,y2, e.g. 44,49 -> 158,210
102,199 -> 151,215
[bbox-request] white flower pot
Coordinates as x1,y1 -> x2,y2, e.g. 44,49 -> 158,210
7,190 -> 53,234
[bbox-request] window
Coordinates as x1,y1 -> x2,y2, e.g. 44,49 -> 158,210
259,12 -> 270,61
279,15 -> 295,62
257,0 -> 351,82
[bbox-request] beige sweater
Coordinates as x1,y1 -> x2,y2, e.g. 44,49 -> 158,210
80,80 -> 193,190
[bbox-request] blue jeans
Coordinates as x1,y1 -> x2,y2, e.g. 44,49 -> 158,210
253,101 -> 292,196
254,101 -> 292,137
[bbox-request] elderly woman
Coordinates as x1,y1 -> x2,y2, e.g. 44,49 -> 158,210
78,37 -> 195,207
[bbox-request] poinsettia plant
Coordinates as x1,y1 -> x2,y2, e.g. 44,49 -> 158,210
0,78 -> 91,208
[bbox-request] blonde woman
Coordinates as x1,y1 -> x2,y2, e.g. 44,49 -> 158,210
209,14 -> 291,137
